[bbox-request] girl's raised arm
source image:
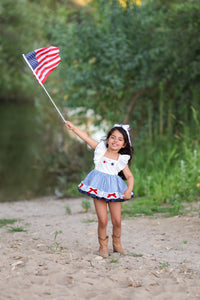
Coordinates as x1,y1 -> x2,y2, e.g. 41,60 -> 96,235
65,121 -> 98,150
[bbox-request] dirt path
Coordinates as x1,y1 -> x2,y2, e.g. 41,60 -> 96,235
0,197 -> 199,300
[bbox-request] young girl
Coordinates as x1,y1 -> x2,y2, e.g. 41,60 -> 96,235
65,121 -> 134,257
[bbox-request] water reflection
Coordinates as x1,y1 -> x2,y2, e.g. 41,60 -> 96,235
0,103 -> 44,201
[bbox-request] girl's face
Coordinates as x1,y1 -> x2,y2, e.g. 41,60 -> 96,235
107,130 -> 126,152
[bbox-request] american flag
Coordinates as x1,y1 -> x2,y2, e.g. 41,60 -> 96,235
24,46 -> 61,84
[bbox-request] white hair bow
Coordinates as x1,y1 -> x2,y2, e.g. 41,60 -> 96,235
114,124 -> 132,146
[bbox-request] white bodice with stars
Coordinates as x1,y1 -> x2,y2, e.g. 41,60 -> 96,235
94,141 -> 130,175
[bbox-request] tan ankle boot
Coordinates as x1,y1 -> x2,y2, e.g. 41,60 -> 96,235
112,235 -> 127,255
98,236 -> 109,258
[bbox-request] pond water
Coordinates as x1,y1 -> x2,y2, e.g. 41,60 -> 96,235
0,102 -> 46,201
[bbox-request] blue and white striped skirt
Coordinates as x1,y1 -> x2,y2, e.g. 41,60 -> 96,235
78,169 -> 133,202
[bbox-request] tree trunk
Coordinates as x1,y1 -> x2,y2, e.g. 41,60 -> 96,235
159,83 -> 164,136
148,100 -> 153,144
123,90 -> 143,124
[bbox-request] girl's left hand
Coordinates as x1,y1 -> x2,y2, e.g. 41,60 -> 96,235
122,189 -> 132,200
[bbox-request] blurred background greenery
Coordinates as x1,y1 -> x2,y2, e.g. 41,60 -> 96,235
0,0 -> 200,213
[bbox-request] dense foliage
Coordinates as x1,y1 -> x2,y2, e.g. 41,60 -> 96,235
0,0 -> 46,100
54,0 -> 200,134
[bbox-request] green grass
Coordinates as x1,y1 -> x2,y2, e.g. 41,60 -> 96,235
81,199 -> 91,212
128,127 -> 200,216
82,219 -> 96,223
129,252 -> 143,257
65,205 -> 72,215
121,198 -> 185,218
110,258 -> 119,263
0,218 -> 18,227
48,230 -> 63,253
8,226 -> 27,232
159,261 -> 170,270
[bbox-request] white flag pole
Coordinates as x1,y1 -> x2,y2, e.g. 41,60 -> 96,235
22,54 -> 66,123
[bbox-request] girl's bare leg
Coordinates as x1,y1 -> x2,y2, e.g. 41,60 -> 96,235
108,202 -> 127,254
108,202 -> 122,237
93,198 -> 108,238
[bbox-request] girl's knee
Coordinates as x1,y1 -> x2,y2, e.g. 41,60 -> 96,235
98,217 -> 108,228
112,218 -> 121,228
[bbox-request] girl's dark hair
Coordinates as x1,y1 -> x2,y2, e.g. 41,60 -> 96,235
106,126 -> 134,180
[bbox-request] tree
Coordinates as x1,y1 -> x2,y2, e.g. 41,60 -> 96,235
52,0 -> 200,137
56,0 -> 161,125
0,0 -> 55,101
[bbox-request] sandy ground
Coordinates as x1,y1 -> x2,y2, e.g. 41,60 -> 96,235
0,197 -> 199,300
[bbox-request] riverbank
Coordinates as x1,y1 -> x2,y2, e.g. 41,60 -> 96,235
0,197 -> 199,299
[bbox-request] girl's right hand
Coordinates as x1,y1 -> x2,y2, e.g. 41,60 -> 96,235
64,121 -> 98,149
65,121 -> 74,130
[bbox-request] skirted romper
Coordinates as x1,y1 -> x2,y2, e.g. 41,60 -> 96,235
78,141 -> 134,202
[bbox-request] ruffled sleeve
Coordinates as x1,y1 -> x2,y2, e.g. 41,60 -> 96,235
94,141 -> 107,166
117,154 -> 130,172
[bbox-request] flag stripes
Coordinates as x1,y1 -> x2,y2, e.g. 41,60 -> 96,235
24,46 -> 61,84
